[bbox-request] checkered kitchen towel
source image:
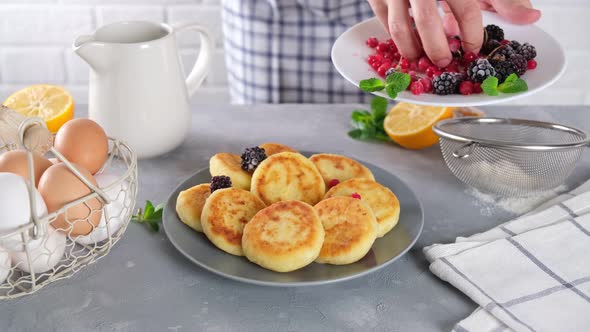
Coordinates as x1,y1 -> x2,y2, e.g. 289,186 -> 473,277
424,180 -> 590,332
221,0 -> 374,103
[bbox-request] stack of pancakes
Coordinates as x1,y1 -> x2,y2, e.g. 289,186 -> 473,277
176,143 -> 400,273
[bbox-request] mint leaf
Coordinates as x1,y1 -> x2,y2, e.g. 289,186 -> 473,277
482,76 -> 499,96
359,78 -> 385,92
498,78 -> 528,93
385,84 -> 399,99
503,73 -> 518,84
385,72 -> 411,97
371,96 -> 388,114
348,129 -> 363,139
132,200 -> 164,232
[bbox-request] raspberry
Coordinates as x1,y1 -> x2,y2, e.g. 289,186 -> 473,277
419,77 -> 433,92
517,43 -> 536,60
527,59 -> 537,70
241,146 -> 267,173
459,81 -> 474,95
410,80 -> 425,95
351,192 -> 362,200
328,179 -> 340,188
426,65 -> 439,78
418,56 -> 432,72
468,59 -> 496,83
366,37 -> 379,48
432,73 -> 462,95
210,175 -> 232,193
485,24 -> 504,41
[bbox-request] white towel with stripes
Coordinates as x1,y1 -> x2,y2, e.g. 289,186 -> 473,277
424,180 -> 590,332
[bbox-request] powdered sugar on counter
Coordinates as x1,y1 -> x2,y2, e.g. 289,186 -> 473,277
466,185 -> 568,216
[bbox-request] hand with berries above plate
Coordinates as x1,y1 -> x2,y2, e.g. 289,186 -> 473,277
332,11 -> 566,107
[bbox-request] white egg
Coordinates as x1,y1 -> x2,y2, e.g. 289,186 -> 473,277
11,226 -> 66,274
75,173 -> 131,245
0,248 -> 10,284
0,173 -> 48,252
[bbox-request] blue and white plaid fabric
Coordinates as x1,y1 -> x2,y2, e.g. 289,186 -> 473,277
425,180 -> 590,332
221,0 -> 374,104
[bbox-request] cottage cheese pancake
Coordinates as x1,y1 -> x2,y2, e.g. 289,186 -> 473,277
176,183 -> 211,232
324,178 -> 400,237
242,201 -> 324,272
259,143 -> 298,156
209,153 -> 252,190
309,153 -> 375,188
251,152 -> 325,205
314,197 -> 377,265
201,188 -> 266,256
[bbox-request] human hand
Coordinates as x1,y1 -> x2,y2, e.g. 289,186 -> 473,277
367,0 -> 541,68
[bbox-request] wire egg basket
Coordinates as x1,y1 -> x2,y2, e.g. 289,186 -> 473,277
0,117 -> 138,299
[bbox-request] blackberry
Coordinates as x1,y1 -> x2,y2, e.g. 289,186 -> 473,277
485,24 -> 504,41
468,59 -> 496,83
211,175 -> 232,193
510,53 -> 527,76
432,73 -> 463,95
481,40 -> 501,55
516,43 -> 537,60
241,146 -> 267,173
490,54 -> 527,82
490,45 -> 515,58
508,40 -> 521,50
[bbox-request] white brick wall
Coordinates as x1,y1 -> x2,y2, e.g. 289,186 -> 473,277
0,0 -> 587,105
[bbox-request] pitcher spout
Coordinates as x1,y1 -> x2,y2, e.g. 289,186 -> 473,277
73,35 -> 110,71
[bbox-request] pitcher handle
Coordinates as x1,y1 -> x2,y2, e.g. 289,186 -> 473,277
174,23 -> 214,97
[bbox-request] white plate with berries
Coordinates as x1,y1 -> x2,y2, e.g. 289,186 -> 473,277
332,12 -> 566,107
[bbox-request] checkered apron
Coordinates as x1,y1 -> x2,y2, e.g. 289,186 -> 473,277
221,0 -> 375,104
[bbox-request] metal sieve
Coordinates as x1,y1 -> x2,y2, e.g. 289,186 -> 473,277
433,117 -> 590,196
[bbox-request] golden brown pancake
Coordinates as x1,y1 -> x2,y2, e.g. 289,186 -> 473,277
201,188 -> 266,256
314,197 -> 378,265
324,178 -> 400,237
209,153 -> 251,190
259,143 -> 298,156
309,153 -> 375,189
176,183 -> 211,232
251,152 -> 325,206
242,201 -> 324,272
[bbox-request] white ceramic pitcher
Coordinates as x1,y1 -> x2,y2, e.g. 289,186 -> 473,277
74,21 -> 213,159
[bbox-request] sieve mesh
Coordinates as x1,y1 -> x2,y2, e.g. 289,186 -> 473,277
434,118 -> 589,196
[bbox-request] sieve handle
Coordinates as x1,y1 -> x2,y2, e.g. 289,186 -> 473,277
452,142 -> 476,159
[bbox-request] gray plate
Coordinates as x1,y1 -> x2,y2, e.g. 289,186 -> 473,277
163,155 -> 424,286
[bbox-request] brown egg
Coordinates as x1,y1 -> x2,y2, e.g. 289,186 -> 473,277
0,150 -> 52,186
54,119 -> 108,174
38,163 -> 103,236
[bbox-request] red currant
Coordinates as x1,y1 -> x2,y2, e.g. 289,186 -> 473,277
351,192 -> 362,200
410,81 -> 425,95
377,43 -> 390,53
459,81 -> 474,95
377,63 -> 391,77
370,60 -> 381,70
448,37 -> 461,52
500,39 -> 510,45
400,57 -> 410,70
444,64 -> 459,73
418,56 -> 432,72
392,52 -> 401,61
434,69 -> 443,77
473,82 -> 483,94
463,52 -> 477,63
426,65 -> 438,78
419,78 -> 432,92
328,179 -> 340,188
366,37 -> 379,48
527,59 -> 537,70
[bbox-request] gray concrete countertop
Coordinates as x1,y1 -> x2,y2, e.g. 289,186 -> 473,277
1,104 -> 590,332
